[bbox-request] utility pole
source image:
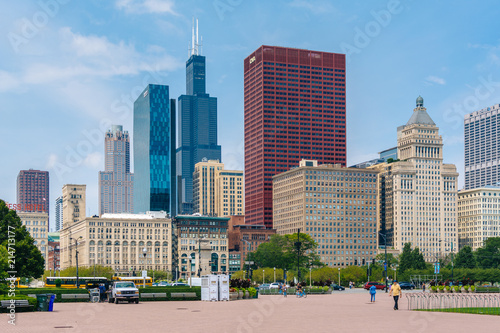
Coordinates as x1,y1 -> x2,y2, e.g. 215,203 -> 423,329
295,229 -> 302,282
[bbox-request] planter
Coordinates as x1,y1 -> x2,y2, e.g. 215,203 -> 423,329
238,291 -> 244,300
243,291 -> 250,299
229,292 -> 238,301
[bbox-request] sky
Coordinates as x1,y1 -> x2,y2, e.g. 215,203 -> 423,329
1,0 -> 500,231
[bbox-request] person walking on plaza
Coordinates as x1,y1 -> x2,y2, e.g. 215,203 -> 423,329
421,282 -> 426,293
369,284 -> 376,302
389,281 -> 402,310
283,284 -> 287,298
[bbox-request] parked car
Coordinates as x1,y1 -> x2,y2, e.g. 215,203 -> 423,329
258,283 -> 271,290
364,282 -> 387,290
269,282 -> 280,289
159,282 -> 170,286
172,282 -> 189,286
330,283 -> 345,291
109,281 -> 139,304
399,282 -> 415,290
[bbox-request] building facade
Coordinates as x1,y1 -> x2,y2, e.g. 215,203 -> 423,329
273,160 -> 378,267
177,22 -> 221,215
244,46 -> 346,228
370,97 -> 458,262
174,215 -> 229,279
192,159 -> 244,217
17,169 -> 49,220
134,84 -> 176,216
464,104 -> 500,190
99,125 -> 134,215
18,212 -> 49,269
62,184 -> 86,227
228,216 -> 276,271
47,232 -> 60,272
458,186 -> 500,250
59,212 -> 175,275
55,196 -> 63,231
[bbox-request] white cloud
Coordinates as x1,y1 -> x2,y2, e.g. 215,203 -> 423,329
288,0 -> 336,14
426,75 -> 446,85
116,0 -> 179,15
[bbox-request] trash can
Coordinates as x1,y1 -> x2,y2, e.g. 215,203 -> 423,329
36,294 -> 49,311
47,294 -> 56,311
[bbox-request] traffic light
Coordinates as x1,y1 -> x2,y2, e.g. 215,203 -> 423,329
372,258 -> 375,265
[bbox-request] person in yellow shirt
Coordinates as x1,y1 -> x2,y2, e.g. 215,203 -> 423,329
389,280 -> 402,310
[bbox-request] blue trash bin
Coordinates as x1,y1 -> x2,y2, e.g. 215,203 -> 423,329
48,294 -> 56,312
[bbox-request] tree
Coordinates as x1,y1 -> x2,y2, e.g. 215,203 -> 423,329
0,246 -> 9,294
410,247 -> 427,270
475,237 -> 500,269
58,265 -> 115,280
374,253 -> 398,267
0,200 -> 44,279
398,243 -> 413,274
454,246 -> 476,269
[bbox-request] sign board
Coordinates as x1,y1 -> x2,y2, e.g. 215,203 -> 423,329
434,263 -> 440,274
141,270 -> 147,278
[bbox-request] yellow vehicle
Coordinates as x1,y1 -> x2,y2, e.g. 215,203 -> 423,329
113,276 -> 152,287
45,276 -> 108,288
15,277 -> 29,288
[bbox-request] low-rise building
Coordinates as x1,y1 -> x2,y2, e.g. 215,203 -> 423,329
458,186 -> 500,250
60,212 -> 175,275
227,215 -> 276,271
273,160 -> 379,267
174,215 -> 229,279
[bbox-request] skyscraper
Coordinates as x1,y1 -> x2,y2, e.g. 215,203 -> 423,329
244,46 -> 346,228
370,97 -> 458,262
62,184 -> 86,227
55,195 -> 63,231
134,84 -> 176,215
464,104 -> 500,189
99,125 -> 134,215
17,169 -> 49,224
176,20 -> 221,215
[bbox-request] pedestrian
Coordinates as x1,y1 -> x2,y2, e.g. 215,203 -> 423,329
283,284 -> 287,298
349,281 -> 352,289
422,282 -> 426,293
389,280 -> 402,310
279,283 -> 282,294
99,284 -> 106,302
369,284 -> 376,302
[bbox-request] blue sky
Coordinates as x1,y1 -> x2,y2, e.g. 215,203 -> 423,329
1,0 -> 500,231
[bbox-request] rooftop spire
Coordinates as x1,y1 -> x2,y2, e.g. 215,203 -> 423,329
189,18 -> 202,56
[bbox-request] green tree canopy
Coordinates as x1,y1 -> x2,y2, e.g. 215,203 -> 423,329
0,200 -> 44,279
475,237 -> 500,269
398,243 -> 413,274
410,247 -> 427,270
454,246 -> 476,269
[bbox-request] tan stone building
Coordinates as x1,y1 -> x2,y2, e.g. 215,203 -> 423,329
60,212 -> 175,275
18,211 -> 49,269
62,184 -> 86,227
273,159 -> 379,267
193,159 -> 244,217
369,97 -> 458,262
175,215 -> 229,279
458,186 -> 500,250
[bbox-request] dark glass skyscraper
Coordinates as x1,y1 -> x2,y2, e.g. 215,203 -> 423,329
176,24 -> 221,215
134,84 -> 176,215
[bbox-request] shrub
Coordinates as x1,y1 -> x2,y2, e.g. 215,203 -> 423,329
248,287 -> 257,297
0,295 -> 37,312
55,279 -> 62,288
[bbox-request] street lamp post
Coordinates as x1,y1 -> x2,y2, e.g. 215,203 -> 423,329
338,268 -> 340,286
142,247 -> 147,288
295,229 -> 302,282
241,239 -> 252,279
378,232 -> 388,293
262,269 -> 265,284
274,267 -> 276,283
440,240 -> 454,283
70,236 -> 82,289
309,266 -> 312,288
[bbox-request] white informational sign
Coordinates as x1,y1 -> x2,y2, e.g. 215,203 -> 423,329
142,270 -> 147,278
218,275 -> 229,301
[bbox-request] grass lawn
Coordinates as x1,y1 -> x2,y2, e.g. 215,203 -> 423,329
417,307 -> 500,315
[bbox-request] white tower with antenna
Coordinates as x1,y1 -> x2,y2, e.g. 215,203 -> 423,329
189,18 -> 202,56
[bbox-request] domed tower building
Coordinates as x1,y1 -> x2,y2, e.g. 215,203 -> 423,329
370,97 -> 458,262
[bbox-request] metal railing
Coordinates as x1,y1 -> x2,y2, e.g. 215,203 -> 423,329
406,292 -> 500,314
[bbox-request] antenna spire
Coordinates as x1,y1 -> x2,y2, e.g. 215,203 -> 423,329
189,18 -> 202,56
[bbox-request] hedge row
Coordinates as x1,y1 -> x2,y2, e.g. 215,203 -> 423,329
17,288 -> 90,303
139,286 -> 201,301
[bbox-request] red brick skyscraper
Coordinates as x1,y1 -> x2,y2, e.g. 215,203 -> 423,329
16,169 -> 50,218
244,46 -> 346,228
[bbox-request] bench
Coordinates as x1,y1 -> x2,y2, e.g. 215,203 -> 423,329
140,293 -> 167,299
1,300 -> 33,312
170,292 -> 197,299
61,294 -> 89,300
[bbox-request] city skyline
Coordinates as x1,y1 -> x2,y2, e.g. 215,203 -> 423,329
2,1 -> 500,230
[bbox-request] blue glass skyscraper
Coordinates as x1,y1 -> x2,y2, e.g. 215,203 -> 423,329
134,84 -> 176,215
177,22 -> 221,214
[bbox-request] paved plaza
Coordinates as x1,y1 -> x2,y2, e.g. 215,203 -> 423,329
3,291 -> 499,333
